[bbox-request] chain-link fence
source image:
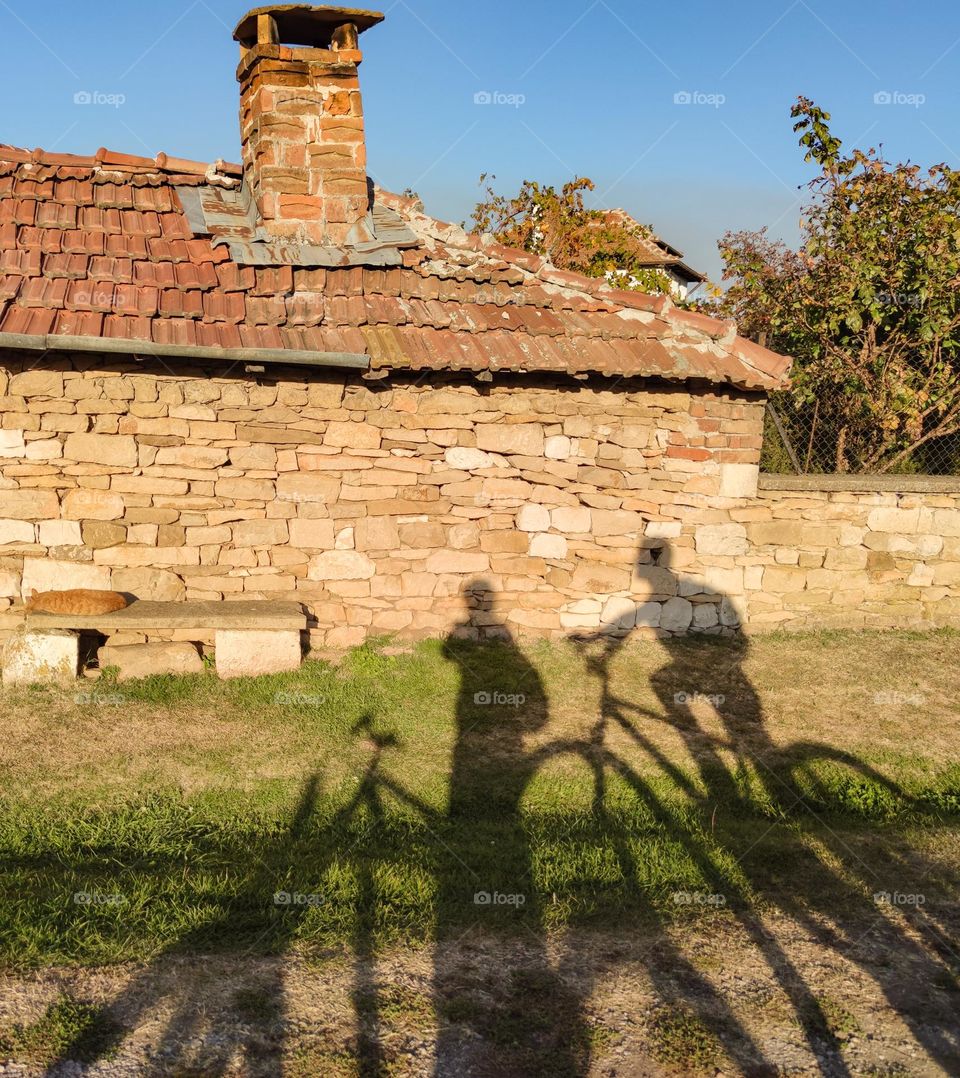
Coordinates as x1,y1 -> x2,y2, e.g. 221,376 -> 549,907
762,392 -> 960,476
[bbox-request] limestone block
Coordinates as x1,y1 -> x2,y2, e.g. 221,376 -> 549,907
232,519 -> 289,547
529,533 -> 568,559
24,439 -> 62,460
0,430 -> 26,457
719,463 -> 759,498
570,561 -> 631,593
2,627 -> 79,685
720,596 -> 743,627
601,596 -> 637,632
867,507 -> 921,534
634,602 -> 663,628
645,520 -> 682,540
632,565 -> 679,599
215,630 -> 302,679
21,558 -> 111,599
288,518 -> 336,550
112,567 -> 186,602
476,423 -> 544,456
424,551 -> 490,575
748,521 -> 799,546
445,447 -> 495,470
64,433 -> 137,467
215,478 -> 276,501
98,642 -> 204,680
933,562 -> 960,586
38,520 -> 82,546
692,603 -> 721,629
155,446 -> 230,468
324,421 -> 381,450
354,516 -> 400,552
276,474 -> 341,506
82,522 -> 127,549
516,505 -> 550,532
0,489 -> 60,520
0,519 -> 35,544
480,531 -> 529,554
907,564 -> 935,588
931,510 -> 960,538
695,523 -> 748,555
0,571 -> 19,597
660,596 -> 693,632
9,370 -> 64,397
551,506 -> 592,533
823,547 -> 868,570
308,551 -> 377,581
763,566 -> 807,593
62,489 -> 125,521
591,510 -> 641,537
231,444 -> 278,470
544,436 -> 572,460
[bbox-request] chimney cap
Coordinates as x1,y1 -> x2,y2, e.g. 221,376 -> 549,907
233,4 -> 384,46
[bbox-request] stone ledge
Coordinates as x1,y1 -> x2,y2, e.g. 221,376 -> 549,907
760,474 -> 960,494
25,600 -> 308,632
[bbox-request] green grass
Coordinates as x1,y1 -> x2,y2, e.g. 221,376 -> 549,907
1,632 -> 959,970
0,994 -> 124,1066
646,1006 -> 725,1070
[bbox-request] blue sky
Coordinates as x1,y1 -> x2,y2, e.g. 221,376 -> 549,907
2,0 -> 959,282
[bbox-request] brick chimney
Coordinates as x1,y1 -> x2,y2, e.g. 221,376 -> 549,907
233,5 -> 384,247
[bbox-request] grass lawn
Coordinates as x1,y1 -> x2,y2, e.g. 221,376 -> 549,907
0,628 -> 958,1075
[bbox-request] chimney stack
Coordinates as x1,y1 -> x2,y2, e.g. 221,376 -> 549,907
233,5 -> 384,247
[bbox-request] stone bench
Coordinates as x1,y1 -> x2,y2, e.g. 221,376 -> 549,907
3,600 -> 309,684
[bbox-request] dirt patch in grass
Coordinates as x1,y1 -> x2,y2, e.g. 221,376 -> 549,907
0,910 -> 957,1076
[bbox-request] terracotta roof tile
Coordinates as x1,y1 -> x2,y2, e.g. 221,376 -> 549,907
103,314 -> 153,340
216,263 -> 256,292
152,317 -> 197,346
0,147 -> 791,390
89,256 -> 134,283
1,304 -> 56,334
21,276 -> 69,308
53,309 -> 104,336
114,283 -> 159,317
159,288 -> 203,319
202,291 -> 245,323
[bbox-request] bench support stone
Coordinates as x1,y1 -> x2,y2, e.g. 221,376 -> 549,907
2,626 -> 80,685
98,642 -> 204,681
215,629 -> 302,679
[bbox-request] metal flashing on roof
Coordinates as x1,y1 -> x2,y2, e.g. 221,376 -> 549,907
175,180 -> 421,267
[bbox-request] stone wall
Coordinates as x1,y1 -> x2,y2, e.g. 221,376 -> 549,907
1,352 -> 958,648
741,481 -> 960,631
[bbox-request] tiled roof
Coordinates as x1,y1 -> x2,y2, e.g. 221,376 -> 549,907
0,145 -> 791,391
599,209 -> 706,285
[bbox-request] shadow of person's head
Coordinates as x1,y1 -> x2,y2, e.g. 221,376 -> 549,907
450,576 -> 514,642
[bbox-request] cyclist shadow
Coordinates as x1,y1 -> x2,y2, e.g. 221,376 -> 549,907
571,540 -> 960,1075
433,578 -> 595,1076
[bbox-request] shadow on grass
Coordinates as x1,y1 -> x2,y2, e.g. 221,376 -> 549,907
2,548 -> 959,1075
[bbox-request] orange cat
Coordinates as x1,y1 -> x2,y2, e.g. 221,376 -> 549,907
25,589 -> 130,616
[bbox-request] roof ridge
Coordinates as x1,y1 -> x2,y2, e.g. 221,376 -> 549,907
0,144 -> 243,179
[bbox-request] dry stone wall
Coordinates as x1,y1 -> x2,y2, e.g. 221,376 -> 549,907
0,352 -> 958,647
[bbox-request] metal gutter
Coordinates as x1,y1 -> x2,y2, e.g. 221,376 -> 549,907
0,332 -> 370,371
